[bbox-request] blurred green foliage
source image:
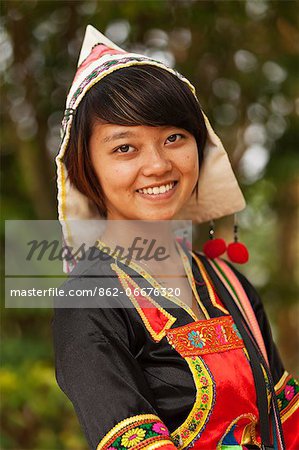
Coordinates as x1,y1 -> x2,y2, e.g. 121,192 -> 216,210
1,1 -> 299,448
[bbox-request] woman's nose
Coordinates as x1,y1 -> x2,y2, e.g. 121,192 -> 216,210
141,147 -> 173,177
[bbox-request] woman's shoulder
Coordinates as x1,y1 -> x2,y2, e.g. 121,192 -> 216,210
52,248 -> 140,350
193,250 -> 285,382
55,246 -> 122,302
193,250 -> 262,310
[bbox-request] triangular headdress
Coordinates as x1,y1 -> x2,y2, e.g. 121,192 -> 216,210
56,25 -> 245,255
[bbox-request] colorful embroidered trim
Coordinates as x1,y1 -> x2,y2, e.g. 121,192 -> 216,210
275,371 -> 299,423
192,252 -> 229,315
96,414 -> 174,450
63,56 -> 193,132
170,356 -> 215,449
166,315 -> 243,357
111,263 -> 176,342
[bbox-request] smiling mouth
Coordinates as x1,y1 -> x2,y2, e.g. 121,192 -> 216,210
136,181 -> 178,196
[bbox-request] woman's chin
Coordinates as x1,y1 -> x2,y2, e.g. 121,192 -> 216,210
137,210 -> 177,221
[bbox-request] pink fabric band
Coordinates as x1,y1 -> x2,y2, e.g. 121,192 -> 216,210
212,258 -> 269,366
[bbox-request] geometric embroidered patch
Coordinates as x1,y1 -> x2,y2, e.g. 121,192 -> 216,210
166,315 -> 244,357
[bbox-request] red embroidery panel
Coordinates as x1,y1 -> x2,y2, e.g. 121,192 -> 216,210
166,315 -> 244,357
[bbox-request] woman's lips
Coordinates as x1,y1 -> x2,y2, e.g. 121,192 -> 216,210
136,181 -> 178,201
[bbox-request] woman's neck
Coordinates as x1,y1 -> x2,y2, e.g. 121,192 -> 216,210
100,220 -> 179,265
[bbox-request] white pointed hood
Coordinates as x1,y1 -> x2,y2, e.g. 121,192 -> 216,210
56,25 -> 245,255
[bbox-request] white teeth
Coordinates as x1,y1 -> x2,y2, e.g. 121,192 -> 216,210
137,182 -> 175,195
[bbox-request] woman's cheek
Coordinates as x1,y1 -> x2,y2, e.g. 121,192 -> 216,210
104,164 -> 137,190
178,151 -> 198,175
115,163 -> 136,180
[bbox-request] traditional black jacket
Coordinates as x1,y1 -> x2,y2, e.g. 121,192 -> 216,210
52,246 -> 298,450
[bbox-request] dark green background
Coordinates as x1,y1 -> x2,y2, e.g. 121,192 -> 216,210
1,1 -> 299,448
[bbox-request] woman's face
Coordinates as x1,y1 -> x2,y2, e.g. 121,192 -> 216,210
89,124 -> 199,220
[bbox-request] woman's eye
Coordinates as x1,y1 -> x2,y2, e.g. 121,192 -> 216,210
115,144 -> 134,154
165,134 -> 183,144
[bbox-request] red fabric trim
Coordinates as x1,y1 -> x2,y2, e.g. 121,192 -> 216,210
125,279 -> 171,334
210,281 -> 228,310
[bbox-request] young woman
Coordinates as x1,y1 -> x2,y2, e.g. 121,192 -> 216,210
53,25 -> 298,450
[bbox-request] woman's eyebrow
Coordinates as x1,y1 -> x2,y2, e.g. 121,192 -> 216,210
103,131 -> 135,143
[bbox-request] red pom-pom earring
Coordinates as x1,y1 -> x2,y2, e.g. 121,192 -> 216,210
203,220 -> 227,259
227,216 -> 249,264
